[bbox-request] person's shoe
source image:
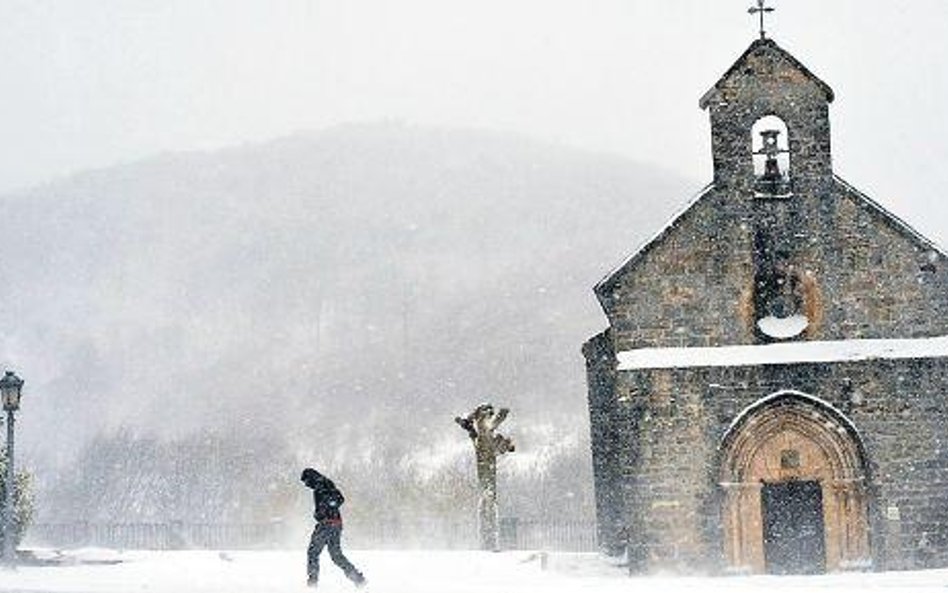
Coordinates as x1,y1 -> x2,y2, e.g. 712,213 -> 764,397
307,577 -> 318,588
350,572 -> 366,588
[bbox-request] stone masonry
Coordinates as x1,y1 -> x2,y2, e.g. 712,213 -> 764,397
585,38 -> 948,574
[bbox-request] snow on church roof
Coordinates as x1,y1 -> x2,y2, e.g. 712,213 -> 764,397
616,335 -> 948,371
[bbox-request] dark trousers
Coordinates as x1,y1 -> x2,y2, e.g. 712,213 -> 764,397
307,523 -> 362,585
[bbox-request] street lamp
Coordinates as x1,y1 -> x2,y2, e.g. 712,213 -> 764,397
0,371 -> 23,568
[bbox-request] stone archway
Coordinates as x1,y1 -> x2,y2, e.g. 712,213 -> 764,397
718,391 -> 871,574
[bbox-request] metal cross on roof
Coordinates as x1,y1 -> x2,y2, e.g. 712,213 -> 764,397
748,0 -> 775,39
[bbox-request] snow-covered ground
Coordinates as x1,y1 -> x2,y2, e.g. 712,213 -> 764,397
0,549 -> 946,593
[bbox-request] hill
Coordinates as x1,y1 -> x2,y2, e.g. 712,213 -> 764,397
0,123 -> 695,528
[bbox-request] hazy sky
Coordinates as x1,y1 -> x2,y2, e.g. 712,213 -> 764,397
3,1 -> 948,242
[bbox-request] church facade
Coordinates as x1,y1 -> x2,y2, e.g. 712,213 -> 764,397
584,37 -> 948,574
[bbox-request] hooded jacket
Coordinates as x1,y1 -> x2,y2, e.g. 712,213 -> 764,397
302,468 -> 345,523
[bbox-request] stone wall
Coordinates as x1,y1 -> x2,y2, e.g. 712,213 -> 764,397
819,183 -> 948,340
585,36 -> 948,574
582,331 -> 625,555
605,357 -> 948,573
703,40 -> 834,196
597,179 -> 948,354
595,37 -> 948,353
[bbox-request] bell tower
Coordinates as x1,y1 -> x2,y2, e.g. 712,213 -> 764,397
700,36 -> 836,341
699,37 -> 835,196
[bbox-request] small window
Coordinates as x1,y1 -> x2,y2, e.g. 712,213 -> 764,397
752,116 -> 792,197
780,449 -> 800,469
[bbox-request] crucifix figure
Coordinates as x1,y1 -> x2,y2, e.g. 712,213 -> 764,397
455,403 -> 515,551
748,0 -> 775,39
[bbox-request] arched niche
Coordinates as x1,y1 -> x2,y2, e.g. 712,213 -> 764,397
718,391 -> 871,574
751,115 -> 792,196
753,246 -> 814,341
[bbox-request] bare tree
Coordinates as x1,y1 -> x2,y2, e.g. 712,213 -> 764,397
455,404 -> 515,551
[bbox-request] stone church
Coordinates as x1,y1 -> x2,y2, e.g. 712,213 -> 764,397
584,35 -> 948,575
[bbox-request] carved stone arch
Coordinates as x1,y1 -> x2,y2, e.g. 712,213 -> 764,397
718,390 -> 871,574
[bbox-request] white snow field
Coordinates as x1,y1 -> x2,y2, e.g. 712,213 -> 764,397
0,549 -> 946,593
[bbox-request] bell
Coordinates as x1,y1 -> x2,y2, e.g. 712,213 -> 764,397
760,155 -> 782,192
755,129 -> 789,195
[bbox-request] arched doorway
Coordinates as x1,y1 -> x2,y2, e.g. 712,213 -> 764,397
718,391 -> 871,574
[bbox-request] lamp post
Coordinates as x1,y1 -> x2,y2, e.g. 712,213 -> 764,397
0,371 -> 23,568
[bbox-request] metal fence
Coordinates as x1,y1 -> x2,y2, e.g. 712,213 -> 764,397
346,519 -> 478,550
503,519 -> 597,552
25,519 -> 598,552
25,522 -> 286,550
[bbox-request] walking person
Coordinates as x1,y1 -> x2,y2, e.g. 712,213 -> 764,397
300,467 -> 366,588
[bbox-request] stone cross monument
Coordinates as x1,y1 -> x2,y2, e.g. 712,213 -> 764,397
455,403 -> 515,551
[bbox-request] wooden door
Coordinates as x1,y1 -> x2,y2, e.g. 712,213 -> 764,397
761,480 -> 826,574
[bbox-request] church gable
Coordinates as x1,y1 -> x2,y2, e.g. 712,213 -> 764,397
821,178 -> 948,339
699,38 -> 834,110
702,38 -> 835,195
834,176 -> 945,260
593,36 -> 948,351
595,176 -> 948,352
594,184 -> 712,300
595,186 -> 757,351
